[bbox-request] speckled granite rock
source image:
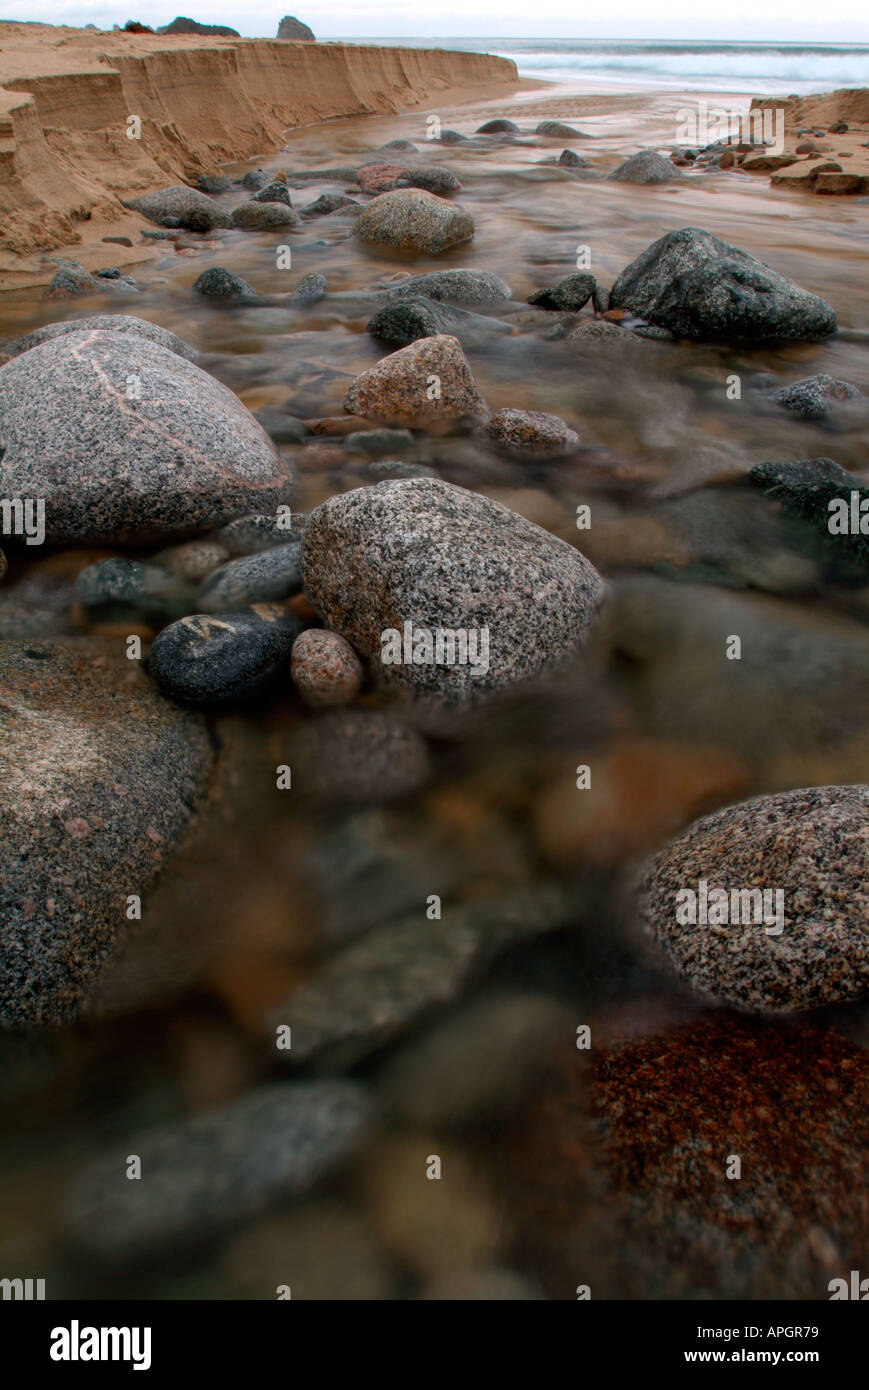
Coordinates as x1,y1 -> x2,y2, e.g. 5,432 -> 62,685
0,638 -> 214,1026
75,557 -> 182,618
383,269 -> 511,304
251,181 -> 293,206
148,605 -> 301,704
366,297 -> 510,349
537,120 -> 585,137
301,478 -> 603,702
508,1018 -> 869,1299
290,272 -> 328,306
289,709 -> 431,803
358,163 -> 462,196
123,185 -> 232,231
153,538 -> 231,583
772,373 -> 862,419
609,227 -> 837,340
355,189 -> 474,253
557,150 -> 589,168
231,200 -> 300,229
61,1081 -> 371,1261
47,262 -> 104,297
196,544 -> 302,612
485,408 -> 580,456
6,314 -> 197,361
750,456 -> 869,570
528,272 -> 596,311
290,630 -> 364,707
607,150 -> 683,183
0,329 -> 292,544
343,335 -> 490,428
216,513 -> 304,554
637,784 -> 869,1012
476,119 -> 519,134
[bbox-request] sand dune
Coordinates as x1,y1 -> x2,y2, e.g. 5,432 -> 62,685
0,24 -> 518,264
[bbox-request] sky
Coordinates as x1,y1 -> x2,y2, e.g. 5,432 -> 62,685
0,1 -> 867,43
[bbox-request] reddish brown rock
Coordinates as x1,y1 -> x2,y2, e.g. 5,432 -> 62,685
290,629 -> 364,707
505,1017 -> 869,1299
343,335 -> 490,430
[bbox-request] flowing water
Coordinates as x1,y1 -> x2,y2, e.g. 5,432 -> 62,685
2,75 -> 869,1299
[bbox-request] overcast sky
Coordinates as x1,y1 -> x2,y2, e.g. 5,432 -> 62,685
1,1 -> 867,42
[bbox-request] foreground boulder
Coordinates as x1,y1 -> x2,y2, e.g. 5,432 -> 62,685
300,478 -> 604,702
0,638 -> 214,1026
343,335 -> 490,428
0,329 -> 292,544
637,784 -> 869,1012
355,189 -> 474,253
609,227 -> 837,340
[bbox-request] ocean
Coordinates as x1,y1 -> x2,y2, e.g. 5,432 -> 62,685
346,38 -> 869,95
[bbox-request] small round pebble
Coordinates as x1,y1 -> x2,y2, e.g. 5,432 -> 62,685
290,629 -> 364,707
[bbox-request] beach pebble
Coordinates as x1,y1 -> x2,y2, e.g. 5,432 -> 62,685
193,266 -> 257,299
148,605 -> 301,704
222,1201 -> 395,1301
6,313 -> 197,361
300,192 -> 359,216
485,408 -> 580,456
75,557 -> 181,617
253,407 -> 309,444
251,181 -> 292,206
383,268 -> 512,303
771,373 -> 862,419
380,992 -> 570,1128
61,1081 -> 372,1262
609,226 -> 837,340
637,784 -> 869,1012
153,539 -> 231,583
300,477 -> 603,703
240,169 -> 269,189
366,295 -> 508,348
231,199 -> 300,229
355,189 -> 474,253
528,272 -> 596,311
124,185 -> 232,230
344,426 -> 415,454
510,1018 -> 869,1298
290,629 -> 364,707
343,334 -> 490,428
288,708 -> 431,804
216,512 -> 302,554
608,150 -> 683,183
364,1136 -> 503,1280
438,129 -> 467,144
0,330 -> 291,544
197,544 -> 302,611
290,272 -> 327,305
0,638 -> 213,1026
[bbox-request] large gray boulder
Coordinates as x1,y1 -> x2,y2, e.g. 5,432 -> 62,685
609,227 -> 837,340
355,189 -> 474,254
607,150 -> 683,183
0,638 -> 214,1026
301,478 -> 604,703
0,329 -> 292,544
277,15 -> 315,39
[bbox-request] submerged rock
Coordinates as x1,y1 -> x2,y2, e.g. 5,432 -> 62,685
192,267 -> 257,300
289,708 -> 431,803
609,226 -> 837,340
62,1081 -> 370,1261
608,150 -> 683,183
382,269 -> 512,304
0,638 -> 213,1026
771,373 -> 862,419
300,477 -> 604,702
485,408 -> 580,456
0,329 -> 292,544
231,200 -> 300,229
528,272 -> 596,311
